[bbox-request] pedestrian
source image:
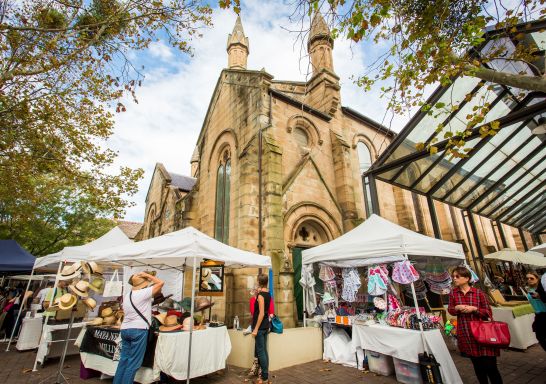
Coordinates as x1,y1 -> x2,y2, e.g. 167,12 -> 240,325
248,282 -> 275,377
113,272 -> 164,384
526,272 -> 546,351
448,266 -> 502,384
252,273 -> 271,384
35,281 -> 54,309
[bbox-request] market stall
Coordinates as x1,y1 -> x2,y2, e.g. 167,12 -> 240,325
302,214 -> 465,384
90,226 -> 272,384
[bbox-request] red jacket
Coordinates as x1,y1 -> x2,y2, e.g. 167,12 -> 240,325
249,295 -> 274,316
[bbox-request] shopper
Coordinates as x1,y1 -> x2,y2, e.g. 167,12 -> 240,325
113,272 -> 164,384
526,272 -> 546,351
448,266 -> 502,384
252,273 -> 271,384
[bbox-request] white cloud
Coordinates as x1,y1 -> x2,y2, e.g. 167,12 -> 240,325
110,0 -> 403,222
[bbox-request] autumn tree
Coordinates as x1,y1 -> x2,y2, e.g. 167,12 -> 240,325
0,0 -> 212,253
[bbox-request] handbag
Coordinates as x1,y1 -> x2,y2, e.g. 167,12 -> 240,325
469,320 -> 511,348
103,269 -> 123,298
270,314 -> 283,334
418,351 -> 443,384
129,291 -> 157,367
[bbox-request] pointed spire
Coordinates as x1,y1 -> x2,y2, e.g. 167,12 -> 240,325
308,12 -> 333,49
227,16 -> 249,51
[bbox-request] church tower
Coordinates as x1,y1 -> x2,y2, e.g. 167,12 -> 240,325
308,12 -> 334,76
227,16 -> 249,69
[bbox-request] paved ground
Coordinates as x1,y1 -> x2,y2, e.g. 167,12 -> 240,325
0,341 -> 545,383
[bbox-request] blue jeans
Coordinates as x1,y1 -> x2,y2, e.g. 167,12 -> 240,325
255,329 -> 269,380
113,328 -> 148,384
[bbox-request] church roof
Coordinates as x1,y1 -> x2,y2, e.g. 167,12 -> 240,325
168,172 -> 196,192
116,221 -> 143,240
308,12 -> 332,48
227,16 -> 249,51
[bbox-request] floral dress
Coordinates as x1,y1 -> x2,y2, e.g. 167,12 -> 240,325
448,287 -> 499,357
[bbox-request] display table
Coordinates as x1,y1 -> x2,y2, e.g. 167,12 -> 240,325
16,317 -> 43,351
492,307 -> 537,350
36,321 -> 86,365
80,352 -> 156,384
351,324 -> 462,384
153,326 -> 231,380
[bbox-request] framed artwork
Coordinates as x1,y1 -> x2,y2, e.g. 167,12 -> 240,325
198,260 -> 225,296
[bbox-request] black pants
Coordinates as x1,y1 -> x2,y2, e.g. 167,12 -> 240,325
533,312 -> 546,352
470,356 -> 503,384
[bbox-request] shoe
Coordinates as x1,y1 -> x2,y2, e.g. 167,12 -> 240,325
256,380 -> 272,384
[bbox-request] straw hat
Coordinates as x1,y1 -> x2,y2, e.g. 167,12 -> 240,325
82,261 -> 103,276
159,315 -> 183,332
201,268 -> 211,279
195,297 -> 215,312
46,297 -> 62,312
58,293 -> 78,310
103,315 -> 116,326
115,309 -> 124,319
154,312 -> 168,325
58,264 -> 81,280
101,307 -> 114,318
88,277 -> 105,293
69,280 -> 90,297
82,297 -> 97,310
87,317 -> 104,326
129,274 -> 151,290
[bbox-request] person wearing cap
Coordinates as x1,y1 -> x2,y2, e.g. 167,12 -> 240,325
113,272 -> 164,384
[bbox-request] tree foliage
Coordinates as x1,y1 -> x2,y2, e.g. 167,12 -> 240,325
0,0 -> 212,250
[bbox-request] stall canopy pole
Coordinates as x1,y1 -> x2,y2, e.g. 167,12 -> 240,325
186,261 -> 197,384
32,261 -> 63,372
6,268 -> 35,351
303,266 -> 307,328
405,254 -> 428,355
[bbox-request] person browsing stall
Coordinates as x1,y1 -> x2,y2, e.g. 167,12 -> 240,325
526,272 -> 546,351
252,273 -> 271,384
113,272 -> 164,384
448,266 -> 502,384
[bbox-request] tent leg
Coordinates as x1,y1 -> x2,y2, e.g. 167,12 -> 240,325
6,268 -> 35,351
32,262 -> 63,371
406,255 -> 427,354
186,262 -> 197,384
303,266 -> 307,328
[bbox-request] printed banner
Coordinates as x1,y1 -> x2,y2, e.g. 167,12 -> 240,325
80,326 -> 120,360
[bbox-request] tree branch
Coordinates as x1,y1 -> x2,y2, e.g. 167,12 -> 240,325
465,64 -> 546,92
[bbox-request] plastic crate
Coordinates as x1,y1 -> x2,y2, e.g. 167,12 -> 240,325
365,350 -> 394,376
394,357 -> 423,384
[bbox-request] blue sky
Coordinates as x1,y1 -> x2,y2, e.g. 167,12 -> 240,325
110,0 -> 409,222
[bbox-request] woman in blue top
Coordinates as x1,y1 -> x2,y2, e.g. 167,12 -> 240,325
526,272 -> 546,351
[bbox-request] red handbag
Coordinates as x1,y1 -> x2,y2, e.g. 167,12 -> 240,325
469,320 -> 511,348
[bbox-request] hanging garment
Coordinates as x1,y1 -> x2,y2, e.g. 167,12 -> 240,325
388,294 -> 401,311
368,266 -> 387,296
299,264 -> 317,315
392,260 -> 420,284
341,267 -> 361,302
319,265 -> 335,282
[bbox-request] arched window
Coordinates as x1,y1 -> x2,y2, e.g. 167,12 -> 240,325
214,151 -> 231,243
357,142 -> 372,174
294,127 -> 309,147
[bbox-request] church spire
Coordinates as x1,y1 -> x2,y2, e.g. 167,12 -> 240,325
227,16 -> 249,69
308,12 -> 334,76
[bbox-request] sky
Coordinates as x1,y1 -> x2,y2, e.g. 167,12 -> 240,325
110,0 -> 410,222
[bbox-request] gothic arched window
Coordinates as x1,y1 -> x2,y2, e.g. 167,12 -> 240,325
357,141 -> 372,174
214,150 -> 231,243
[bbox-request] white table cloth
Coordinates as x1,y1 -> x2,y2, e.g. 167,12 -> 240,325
36,321 -> 86,364
153,326 -> 232,380
492,307 -> 537,350
351,324 -> 462,384
16,317 -> 43,350
80,352 -> 156,384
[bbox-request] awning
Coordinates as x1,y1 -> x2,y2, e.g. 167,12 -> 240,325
0,240 -> 36,272
367,20 -> 546,235
484,248 -> 546,267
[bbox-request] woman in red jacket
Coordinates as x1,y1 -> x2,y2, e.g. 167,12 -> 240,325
448,266 -> 502,384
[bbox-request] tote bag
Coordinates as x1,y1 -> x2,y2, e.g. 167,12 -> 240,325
470,320 -> 511,348
270,315 -> 283,334
103,270 -> 123,297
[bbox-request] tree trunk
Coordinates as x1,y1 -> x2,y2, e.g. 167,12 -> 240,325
465,64 -> 546,93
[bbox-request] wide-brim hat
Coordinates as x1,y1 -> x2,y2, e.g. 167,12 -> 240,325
87,317 -> 104,326
103,315 -> 116,326
58,293 -> 78,310
159,315 -> 182,331
101,307 -> 114,317
58,264 -> 81,280
159,324 -> 183,332
47,297 -> 62,312
129,274 -> 151,290
115,310 -> 124,319
176,298 -> 192,312
82,297 -> 97,310
182,316 -> 194,331
158,298 -> 176,310
201,268 -> 211,279
69,280 -> 89,297
154,312 -> 168,325
82,261 -> 103,276
88,277 -> 105,293
195,297 -> 215,312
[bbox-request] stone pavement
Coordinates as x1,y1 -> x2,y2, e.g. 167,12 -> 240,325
0,341 -> 544,384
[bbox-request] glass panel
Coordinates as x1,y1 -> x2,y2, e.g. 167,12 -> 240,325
357,142 -> 372,174
376,164 -> 406,182
531,31 -> 546,51
294,127 -> 309,147
223,160 -> 231,244
395,153 -> 441,187
492,189 -> 542,221
214,164 -> 225,242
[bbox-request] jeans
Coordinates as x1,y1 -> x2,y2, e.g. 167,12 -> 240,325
470,356 -> 503,384
255,329 -> 269,380
533,312 -> 546,352
113,328 -> 148,384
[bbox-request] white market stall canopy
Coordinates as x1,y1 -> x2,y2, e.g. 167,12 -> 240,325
7,274 -> 56,281
34,226 -> 132,269
90,226 -> 272,269
531,243 -> 546,256
485,248 -> 546,267
302,214 -> 465,267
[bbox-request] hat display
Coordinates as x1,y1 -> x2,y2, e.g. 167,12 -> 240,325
69,280 -> 90,297
58,293 -> 78,310
88,277 -> 105,293
58,264 -> 81,280
159,315 -> 183,332
82,297 -> 97,310
176,298 -> 192,312
195,297 -> 215,312
82,261 -> 103,276
101,307 -> 114,318
115,309 -> 124,319
129,274 -> 151,290
103,315 -> 116,326
158,298 -> 176,311
87,317 -> 104,326
154,312 -> 168,325
47,297 -> 62,312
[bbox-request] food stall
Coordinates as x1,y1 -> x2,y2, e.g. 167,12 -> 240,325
302,214 -> 465,384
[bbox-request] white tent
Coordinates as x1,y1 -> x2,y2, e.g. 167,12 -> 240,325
90,226 -> 271,268
34,226 -> 132,269
522,251 -> 546,267
484,248 -> 546,267
530,243 -> 546,256
302,214 -> 465,266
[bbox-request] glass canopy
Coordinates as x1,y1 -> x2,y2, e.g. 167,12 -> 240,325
368,20 -> 546,234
